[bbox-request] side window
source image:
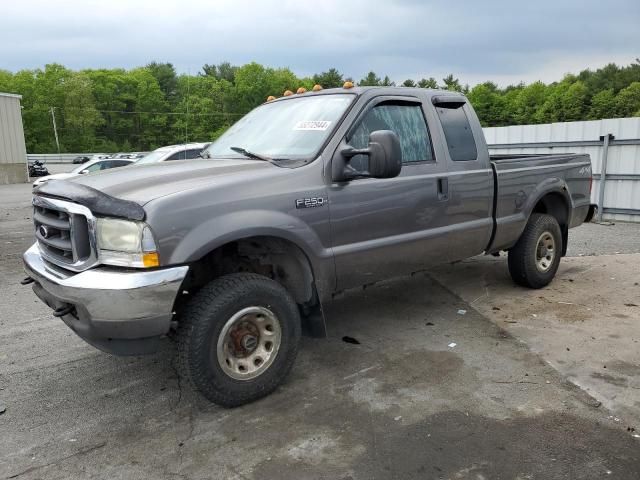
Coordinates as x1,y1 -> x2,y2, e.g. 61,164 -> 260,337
167,150 -> 187,161
435,106 -> 477,161
109,160 -> 130,168
185,148 -> 202,159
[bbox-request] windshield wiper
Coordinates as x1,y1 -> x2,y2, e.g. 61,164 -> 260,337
230,146 -> 273,163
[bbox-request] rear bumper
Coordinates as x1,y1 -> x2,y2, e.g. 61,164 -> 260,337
23,243 -> 188,355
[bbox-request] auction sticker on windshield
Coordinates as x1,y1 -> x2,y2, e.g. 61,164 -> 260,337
294,120 -> 331,131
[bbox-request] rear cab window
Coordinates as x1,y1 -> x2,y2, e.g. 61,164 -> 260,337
435,105 -> 477,161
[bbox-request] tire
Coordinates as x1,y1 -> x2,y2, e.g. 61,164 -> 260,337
177,273 -> 301,407
508,213 -> 562,289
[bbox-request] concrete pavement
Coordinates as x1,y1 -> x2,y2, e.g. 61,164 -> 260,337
1,183 -> 639,479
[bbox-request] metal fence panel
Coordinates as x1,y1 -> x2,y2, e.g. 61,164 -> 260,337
484,117 -> 640,223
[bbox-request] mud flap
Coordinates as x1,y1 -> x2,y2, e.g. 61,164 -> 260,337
301,302 -> 328,338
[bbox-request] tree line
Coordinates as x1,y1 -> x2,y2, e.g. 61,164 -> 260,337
0,60 -> 639,154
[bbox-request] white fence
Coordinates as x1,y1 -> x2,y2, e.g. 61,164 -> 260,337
484,117 -> 640,223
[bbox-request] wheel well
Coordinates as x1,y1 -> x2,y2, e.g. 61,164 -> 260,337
531,192 -> 569,255
182,236 -> 317,308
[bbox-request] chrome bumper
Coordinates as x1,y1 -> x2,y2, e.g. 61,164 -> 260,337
23,243 -> 188,355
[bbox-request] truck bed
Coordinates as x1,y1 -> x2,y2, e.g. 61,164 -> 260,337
488,153 -> 592,253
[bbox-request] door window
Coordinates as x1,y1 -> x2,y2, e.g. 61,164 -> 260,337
167,150 -> 187,161
349,103 -> 434,172
185,148 -> 202,159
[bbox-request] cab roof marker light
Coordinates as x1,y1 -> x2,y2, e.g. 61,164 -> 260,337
343,81 -> 354,89
312,84 -> 323,91
266,95 -> 276,102
296,87 -> 307,94
283,90 -> 293,96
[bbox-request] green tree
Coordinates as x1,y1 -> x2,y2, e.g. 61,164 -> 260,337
60,72 -> 103,151
588,89 -> 616,119
615,82 -> 640,117
202,61 -> 237,84
401,79 -> 416,87
312,68 -> 344,88
380,75 -> 395,86
512,81 -> 547,124
536,79 -> 588,122
467,82 -> 507,126
442,74 -> 462,92
418,77 -> 438,89
359,71 -> 381,86
146,62 -> 178,103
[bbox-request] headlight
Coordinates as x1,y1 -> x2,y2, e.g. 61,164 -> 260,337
96,218 -> 159,268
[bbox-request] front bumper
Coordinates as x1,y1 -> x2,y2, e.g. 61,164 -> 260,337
23,243 -> 188,355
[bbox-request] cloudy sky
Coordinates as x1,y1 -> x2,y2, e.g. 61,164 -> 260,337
2,0 -> 639,86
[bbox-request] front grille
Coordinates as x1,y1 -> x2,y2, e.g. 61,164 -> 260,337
32,196 -> 97,272
34,206 -> 74,262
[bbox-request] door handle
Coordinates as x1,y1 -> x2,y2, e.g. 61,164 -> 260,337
437,177 -> 449,201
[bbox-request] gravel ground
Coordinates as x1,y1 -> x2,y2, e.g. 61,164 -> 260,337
567,221 -> 640,257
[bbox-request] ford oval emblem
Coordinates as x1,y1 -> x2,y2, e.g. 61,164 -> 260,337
38,225 -> 50,238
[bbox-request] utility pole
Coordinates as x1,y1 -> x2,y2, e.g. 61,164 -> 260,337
50,107 -> 61,160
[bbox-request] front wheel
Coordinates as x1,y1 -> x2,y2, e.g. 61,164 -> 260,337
177,273 -> 301,407
508,213 -> 562,289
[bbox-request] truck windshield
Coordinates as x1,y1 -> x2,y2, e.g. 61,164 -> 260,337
204,94 -> 354,161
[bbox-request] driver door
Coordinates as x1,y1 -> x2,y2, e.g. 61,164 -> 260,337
328,98 -> 450,291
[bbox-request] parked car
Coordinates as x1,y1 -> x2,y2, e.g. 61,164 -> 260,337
134,143 -> 209,164
72,155 -> 91,164
24,86 -> 596,407
32,157 -> 134,188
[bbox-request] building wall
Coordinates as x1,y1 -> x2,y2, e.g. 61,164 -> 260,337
0,93 -> 28,184
484,118 -> 640,223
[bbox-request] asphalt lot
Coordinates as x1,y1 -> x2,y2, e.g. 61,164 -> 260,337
1,182 -> 639,479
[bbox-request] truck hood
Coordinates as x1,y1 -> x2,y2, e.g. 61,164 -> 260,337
66,159 -> 273,205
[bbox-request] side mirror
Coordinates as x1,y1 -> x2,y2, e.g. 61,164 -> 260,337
336,130 -> 402,181
79,169 -> 89,175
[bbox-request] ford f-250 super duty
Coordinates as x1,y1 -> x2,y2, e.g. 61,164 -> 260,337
23,86 -> 596,407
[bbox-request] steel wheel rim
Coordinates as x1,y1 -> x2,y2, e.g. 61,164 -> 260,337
535,231 -> 556,272
216,306 -> 282,381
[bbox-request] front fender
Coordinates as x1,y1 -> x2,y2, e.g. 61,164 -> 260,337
166,209 -> 335,298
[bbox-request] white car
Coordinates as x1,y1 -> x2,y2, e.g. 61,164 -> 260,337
134,143 -> 209,164
32,158 -> 134,188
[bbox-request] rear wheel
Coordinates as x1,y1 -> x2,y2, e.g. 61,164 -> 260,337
508,213 -> 562,289
177,273 -> 301,407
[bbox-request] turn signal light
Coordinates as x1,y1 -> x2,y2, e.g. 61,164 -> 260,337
142,252 -> 160,268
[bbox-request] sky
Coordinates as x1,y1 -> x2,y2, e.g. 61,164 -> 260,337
2,0 -> 639,87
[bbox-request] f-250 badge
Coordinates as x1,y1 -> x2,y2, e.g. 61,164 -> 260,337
295,197 -> 326,209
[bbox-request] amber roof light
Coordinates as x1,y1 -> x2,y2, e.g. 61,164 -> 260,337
343,81 -> 354,89
283,90 -> 293,96
296,87 -> 307,94
312,84 -> 323,91
266,95 -> 276,102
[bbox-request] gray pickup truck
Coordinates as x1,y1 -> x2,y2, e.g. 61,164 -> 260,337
23,86 -> 596,406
